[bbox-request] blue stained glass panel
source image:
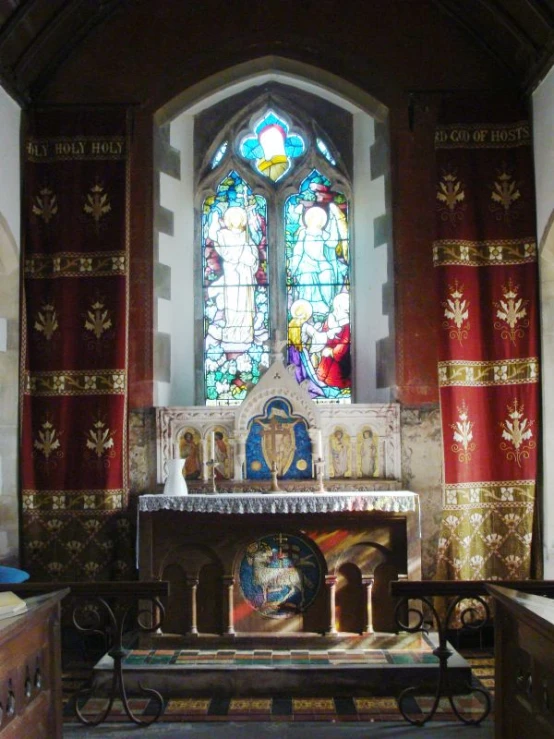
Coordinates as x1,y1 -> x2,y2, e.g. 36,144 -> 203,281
203,171 -> 269,404
316,137 -> 337,166
285,170 -> 351,401
211,141 -> 228,169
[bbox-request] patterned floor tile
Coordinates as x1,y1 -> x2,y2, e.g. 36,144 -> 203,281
228,698 -> 272,714
78,698 -> 150,716
164,698 -> 211,715
354,697 -> 400,714
292,698 -> 336,714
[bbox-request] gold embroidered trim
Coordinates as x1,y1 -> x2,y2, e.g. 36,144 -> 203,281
22,490 -> 125,512
435,121 -> 531,150
438,358 -> 539,387
433,239 -> 536,266
444,480 -> 535,506
24,369 -> 126,396
24,251 -> 126,278
26,136 -> 126,162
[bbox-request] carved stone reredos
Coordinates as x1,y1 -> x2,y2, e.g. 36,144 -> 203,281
235,359 -> 320,435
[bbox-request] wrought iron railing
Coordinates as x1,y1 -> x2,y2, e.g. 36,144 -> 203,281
0,581 -> 169,727
389,579 -> 554,726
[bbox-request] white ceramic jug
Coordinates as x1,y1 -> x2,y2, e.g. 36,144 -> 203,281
163,458 -> 188,496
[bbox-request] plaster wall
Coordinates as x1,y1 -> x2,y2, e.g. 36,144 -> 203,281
532,69 -> 554,576
0,85 -> 20,565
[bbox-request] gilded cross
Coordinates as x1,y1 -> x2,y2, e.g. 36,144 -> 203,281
264,416 -> 287,467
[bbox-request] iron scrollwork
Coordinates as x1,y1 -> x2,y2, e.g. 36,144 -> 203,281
394,594 -> 492,726
71,595 -> 166,726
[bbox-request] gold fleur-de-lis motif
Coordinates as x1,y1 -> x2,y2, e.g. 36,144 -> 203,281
490,165 -> 521,222
493,279 -> 529,345
437,168 -> 466,226
32,186 -> 58,224
34,419 -> 61,459
84,300 -> 112,339
83,182 -> 111,227
34,302 -> 59,340
499,399 -> 535,468
86,419 -> 115,457
450,401 -> 476,464
442,280 -> 470,345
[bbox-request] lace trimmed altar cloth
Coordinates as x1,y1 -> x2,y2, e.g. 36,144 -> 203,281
138,491 -> 418,515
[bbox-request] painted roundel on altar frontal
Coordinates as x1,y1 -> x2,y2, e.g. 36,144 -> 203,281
239,533 -> 324,619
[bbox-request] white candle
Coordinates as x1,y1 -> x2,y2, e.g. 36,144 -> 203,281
317,429 -> 323,460
211,431 -> 215,460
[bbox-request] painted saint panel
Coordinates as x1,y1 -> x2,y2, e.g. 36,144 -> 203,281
285,170 -> 351,401
203,171 -> 269,404
178,427 -> 203,480
358,426 -> 378,478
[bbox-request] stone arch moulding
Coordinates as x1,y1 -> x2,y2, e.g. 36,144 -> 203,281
159,543 -> 223,581
152,53 -> 394,409
154,55 -> 388,127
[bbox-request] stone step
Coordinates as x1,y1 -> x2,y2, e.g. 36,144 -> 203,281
92,632 -> 472,698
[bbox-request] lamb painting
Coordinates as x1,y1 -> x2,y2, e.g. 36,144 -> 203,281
239,534 -> 323,618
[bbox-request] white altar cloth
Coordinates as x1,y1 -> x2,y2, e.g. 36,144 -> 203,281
138,491 -> 418,515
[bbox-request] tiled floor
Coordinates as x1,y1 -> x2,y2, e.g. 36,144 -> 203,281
63,649 -> 494,725
110,643 -> 443,668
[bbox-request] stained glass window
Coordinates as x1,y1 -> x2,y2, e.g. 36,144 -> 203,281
201,103 -> 352,405
239,110 -> 305,182
316,137 -> 337,166
202,170 -> 269,404
211,141 -> 228,169
285,170 -> 351,401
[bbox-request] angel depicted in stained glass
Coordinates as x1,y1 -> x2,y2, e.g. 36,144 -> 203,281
203,171 -> 269,403
285,170 -> 351,401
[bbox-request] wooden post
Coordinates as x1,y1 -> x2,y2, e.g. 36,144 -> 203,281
362,575 -> 375,634
325,574 -> 338,635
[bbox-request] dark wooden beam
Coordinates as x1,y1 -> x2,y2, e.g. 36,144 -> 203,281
523,0 -> 554,29
0,580 -> 170,597
13,0 -> 88,80
27,0 -> 125,100
475,0 -> 539,53
431,0 -> 521,78
390,579 -> 554,597
0,0 -> 38,51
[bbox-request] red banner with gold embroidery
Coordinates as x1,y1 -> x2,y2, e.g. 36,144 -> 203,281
20,109 -> 133,580
434,111 -> 539,581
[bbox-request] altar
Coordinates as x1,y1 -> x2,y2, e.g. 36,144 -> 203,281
141,355 -> 420,638
138,490 -> 420,638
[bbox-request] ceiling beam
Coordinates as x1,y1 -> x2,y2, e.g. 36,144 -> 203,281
474,0 -> 539,53
28,0 -> 125,100
523,0 -> 554,29
431,0 -> 521,78
13,0 -> 86,80
0,0 -> 38,52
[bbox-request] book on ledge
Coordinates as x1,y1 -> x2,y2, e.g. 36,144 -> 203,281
0,591 -> 27,620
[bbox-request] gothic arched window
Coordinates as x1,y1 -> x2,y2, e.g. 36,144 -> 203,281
153,72 -> 393,409
199,101 -> 351,406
